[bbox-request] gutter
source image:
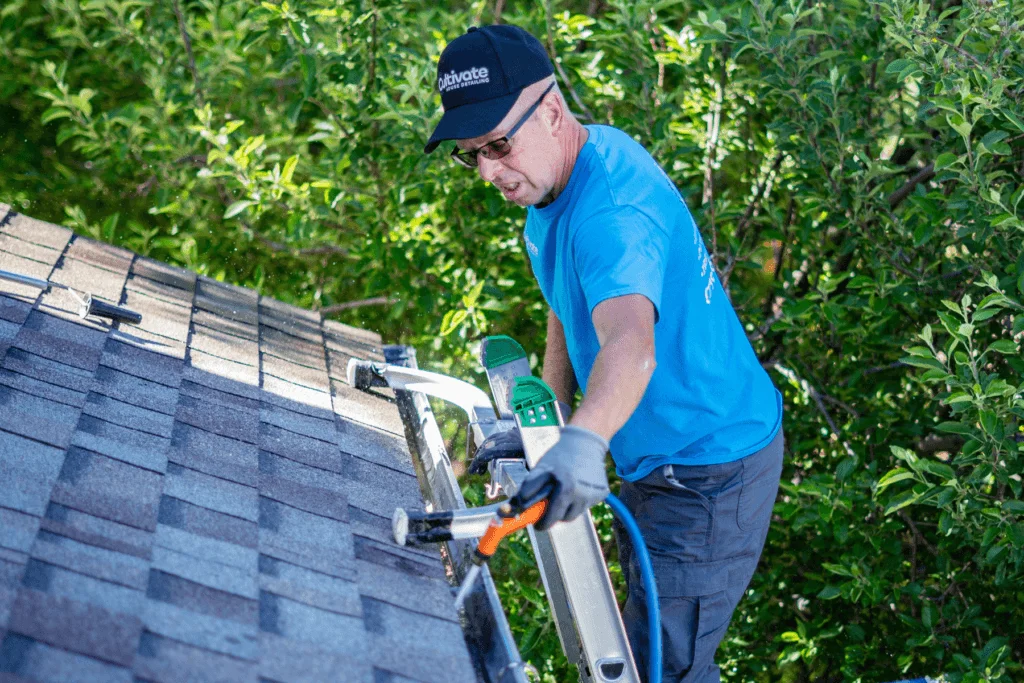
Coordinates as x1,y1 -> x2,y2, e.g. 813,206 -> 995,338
382,345 -> 529,683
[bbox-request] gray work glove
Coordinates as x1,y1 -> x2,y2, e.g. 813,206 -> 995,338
511,425 -> 610,532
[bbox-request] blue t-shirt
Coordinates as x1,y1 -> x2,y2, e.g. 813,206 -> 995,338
524,125 -> 782,482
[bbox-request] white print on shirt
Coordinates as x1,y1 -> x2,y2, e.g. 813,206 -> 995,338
688,190 -> 715,305
654,162 -> 714,305
524,232 -> 539,256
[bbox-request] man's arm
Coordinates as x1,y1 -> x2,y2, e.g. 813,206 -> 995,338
568,294 -> 657,442
541,309 -> 578,406
510,293 -> 656,529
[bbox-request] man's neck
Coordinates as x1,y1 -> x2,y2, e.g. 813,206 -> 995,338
537,124 -> 589,208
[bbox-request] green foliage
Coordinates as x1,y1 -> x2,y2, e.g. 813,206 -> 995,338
2,0 -> 1022,681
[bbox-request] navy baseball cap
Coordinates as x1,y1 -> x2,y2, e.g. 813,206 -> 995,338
424,25 -> 554,154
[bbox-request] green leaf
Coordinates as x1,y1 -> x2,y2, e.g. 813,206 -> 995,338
981,130 -> 1009,147
54,127 -> 80,146
885,489 -> 922,515
40,107 -> 71,124
933,152 -> 958,169
817,585 -> 842,600
891,446 -> 918,464
835,456 -> 857,482
947,113 -> 972,140
921,603 -> 937,629
986,340 -> 1018,354
885,59 -> 915,74
876,468 -> 916,491
936,421 -> 974,436
980,410 -> 999,436
917,460 -> 955,481
899,355 -> 945,371
821,562 -> 854,577
1003,108 -> 1024,134
281,155 -> 299,185
223,200 -> 255,219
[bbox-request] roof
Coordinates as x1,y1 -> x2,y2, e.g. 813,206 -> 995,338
0,205 -> 477,682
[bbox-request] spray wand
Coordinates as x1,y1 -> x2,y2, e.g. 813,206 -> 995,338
453,483 -> 552,610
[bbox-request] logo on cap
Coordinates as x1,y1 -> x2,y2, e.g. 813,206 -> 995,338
438,67 -> 490,93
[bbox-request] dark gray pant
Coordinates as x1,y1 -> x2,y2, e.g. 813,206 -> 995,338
613,429 -> 784,682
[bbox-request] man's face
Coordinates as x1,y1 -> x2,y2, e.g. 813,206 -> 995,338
455,84 -> 560,207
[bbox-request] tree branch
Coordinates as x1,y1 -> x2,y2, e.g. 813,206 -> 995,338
768,362 -> 857,459
888,162 -> 935,210
544,0 -> 596,123
251,231 -> 349,257
319,296 -> 397,314
172,0 -> 204,106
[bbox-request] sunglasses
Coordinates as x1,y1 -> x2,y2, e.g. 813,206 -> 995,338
450,82 -> 556,168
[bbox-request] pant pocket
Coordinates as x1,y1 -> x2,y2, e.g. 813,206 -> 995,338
634,558 -> 731,682
736,436 -> 784,532
681,590 -> 731,683
660,465 -> 715,548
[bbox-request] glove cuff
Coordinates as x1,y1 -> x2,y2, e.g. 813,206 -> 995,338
561,424 -> 609,453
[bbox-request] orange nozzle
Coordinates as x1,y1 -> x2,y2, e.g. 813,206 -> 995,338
474,500 -> 547,562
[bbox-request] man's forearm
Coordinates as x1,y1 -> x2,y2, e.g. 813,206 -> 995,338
541,309 -> 578,405
569,330 -> 655,442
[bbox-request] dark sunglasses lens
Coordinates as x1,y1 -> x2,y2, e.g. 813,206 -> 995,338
451,147 -> 478,167
479,139 -> 511,160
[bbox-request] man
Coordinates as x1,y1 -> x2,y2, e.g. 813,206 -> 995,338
424,24 -> 784,683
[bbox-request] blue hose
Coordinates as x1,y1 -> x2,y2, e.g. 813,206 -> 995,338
605,493 -> 661,683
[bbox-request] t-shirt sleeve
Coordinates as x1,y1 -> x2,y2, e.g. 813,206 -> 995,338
572,207 -> 670,324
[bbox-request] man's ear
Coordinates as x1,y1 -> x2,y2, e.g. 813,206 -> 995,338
540,92 -> 563,133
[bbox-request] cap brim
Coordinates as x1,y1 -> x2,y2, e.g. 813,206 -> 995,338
423,89 -> 523,154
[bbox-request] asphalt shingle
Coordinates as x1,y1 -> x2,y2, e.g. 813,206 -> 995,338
258,632 -> 372,683
0,349 -> 92,402
89,365 -> 179,414
0,235 -> 60,267
260,375 -> 334,416
257,555 -> 359,616
98,339 -> 183,388
21,559 -> 142,616
30,530 -> 148,592
0,633 -> 134,683
70,415 -> 169,473
134,631 -> 257,683
63,238 -> 134,275
164,463 -> 259,522
82,393 -> 175,439
0,386 -> 80,449
146,570 -> 257,624
258,592 -> 364,657
0,214 -> 72,252
0,510 -> 39,556
129,257 -> 196,293
0,214 -> 477,682
0,296 -> 32,327
258,422 -> 341,472
0,367 -> 87,408
153,524 -> 256,572
156,497 -> 257,549
51,448 -> 163,531
8,588 -> 142,667
141,598 -> 258,661
0,432 -> 65,517
0,251 -> 52,301
168,422 -> 258,488
41,504 -> 152,561
151,544 -> 256,600
49,258 -> 127,303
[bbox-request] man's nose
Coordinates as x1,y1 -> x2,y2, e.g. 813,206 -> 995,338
477,155 -> 502,184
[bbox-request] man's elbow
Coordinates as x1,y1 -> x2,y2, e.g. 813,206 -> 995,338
614,330 -> 656,379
